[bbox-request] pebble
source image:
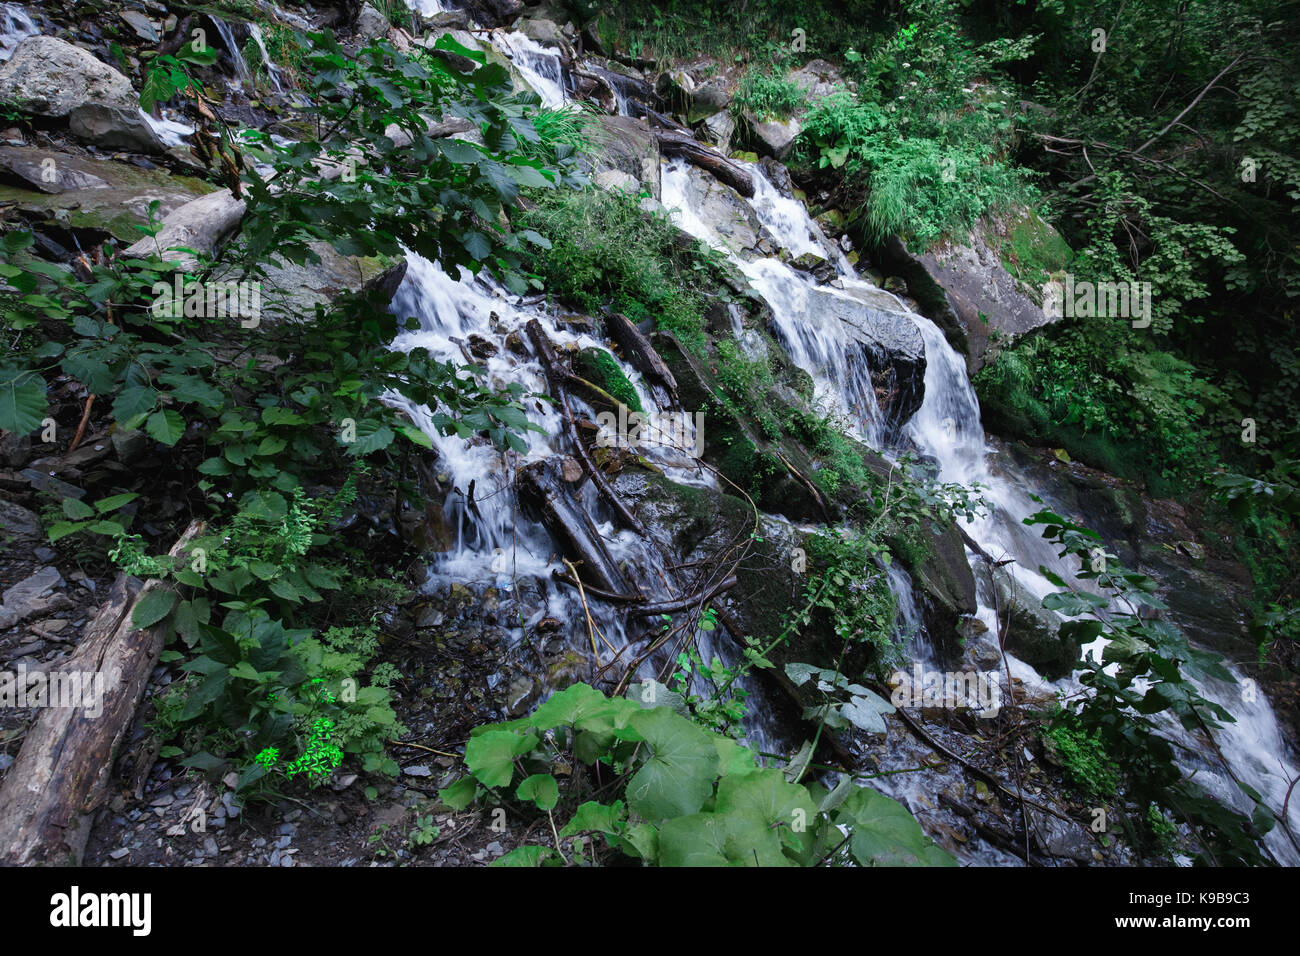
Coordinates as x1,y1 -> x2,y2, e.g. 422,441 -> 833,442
150,792 -> 174,807
109,848 -> 129,860
485,841 -> 504,856
280,856 -> 295,867
275,834 -> 292,849
278,823 -> 296,837
402,764 -> 432,777
268,849 -> 281,866
203,837 -> 219,857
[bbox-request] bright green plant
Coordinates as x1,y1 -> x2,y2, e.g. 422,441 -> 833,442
440,682 -> 954,867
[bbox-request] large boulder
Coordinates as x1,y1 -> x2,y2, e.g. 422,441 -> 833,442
588,114 -> 660,199
0,146 -> 215,243
788,284 -> 928,433
0,36 -> 135,118
663,160 -> 761,255
880,207 -> 1072,374
68,103 -> 165,155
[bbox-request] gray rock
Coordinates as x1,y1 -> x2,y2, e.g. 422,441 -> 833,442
0,36 -> 136,118
203,836 -> 219,857
108,847 -> 130,860
587,115 -> 660,200
880,208 -> 1070,373
520,18 -> 563,45
69,103 -> 166,155
0,149 -> 108,193
18,468 -> 83,500
0,500 -> 42,542
356,4 -> 390,40
702,111 -> 736,154
746,114 -> 800,160
0,566 -> 71,630
402,764 -> 432,777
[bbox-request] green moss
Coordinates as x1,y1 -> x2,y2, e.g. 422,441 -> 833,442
573,347 -> 643,413
997,208 -> 1074,288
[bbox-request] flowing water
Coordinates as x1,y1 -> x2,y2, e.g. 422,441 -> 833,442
380,30 -> 1298,864
0,2 -> 36,61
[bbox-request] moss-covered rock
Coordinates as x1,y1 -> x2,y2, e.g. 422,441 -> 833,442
572,346 -> 643,413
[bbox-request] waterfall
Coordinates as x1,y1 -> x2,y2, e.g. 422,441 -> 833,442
0,3 -> 37,61
660,155 -> 1300,863
491,31 -> 567,110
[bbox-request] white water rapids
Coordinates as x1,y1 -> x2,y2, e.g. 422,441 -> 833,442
373,22 -> 1299,865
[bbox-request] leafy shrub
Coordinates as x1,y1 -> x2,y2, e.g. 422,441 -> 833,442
440,682 -> 954,867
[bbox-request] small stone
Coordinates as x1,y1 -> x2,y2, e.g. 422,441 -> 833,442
109,848 -> 129,860
203,836 -> 219,857
402,765 -> 432,777
222,772 -> 239,789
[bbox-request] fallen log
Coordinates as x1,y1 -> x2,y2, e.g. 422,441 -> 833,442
123,189 -> 246,270
604,311 -> 679,404
525,319 -> 646,535
653,127 -> 754,198
0,522 -> 201,866
629,575 -> 737,618
518,459 -> 631,594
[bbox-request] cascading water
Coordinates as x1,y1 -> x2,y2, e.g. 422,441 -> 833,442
492,31 -> 567,110
0,2 -> 36,61
661,154 -> 1300,863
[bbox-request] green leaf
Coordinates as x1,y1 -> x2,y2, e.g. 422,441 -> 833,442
0,367 -> 46,434
112,386 -> 158,423
62,498 -> 95,520
623,707 -> 719,822
839,787 -> 956,867
559,800 -> 625,839
145,409 -> 186,445
437,777 -> 478,811
515,773 -> 560,811
132,588 -> 177,629
94,492 -> 140,513
490,845 -> 560,867
463,729 -> 538,788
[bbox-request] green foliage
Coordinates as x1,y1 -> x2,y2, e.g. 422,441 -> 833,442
805,529 -> 900,662
0,27 -> 574,796
446,682 -> 954,867
1043,717 -> 1118,798
572,347 -> 643,413
1026,509 -> 1277,864
517,186 -> 724,352
733,68 -> 804,121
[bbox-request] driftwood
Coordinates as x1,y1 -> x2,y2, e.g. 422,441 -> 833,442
123,189 -> 246,270
552,569 -> 640,603
629,576 -> 737,618
518,459 -> 631,594
604,311 -> 679,404
525,319 -> 646,535
652,127 -> 754,198
0,522 -> 201,866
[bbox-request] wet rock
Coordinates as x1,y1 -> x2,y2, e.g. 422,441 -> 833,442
0,145 -> 215,243
588,115 -> 660,200
794,285 -> 928,431
880,207 -> 1071,374
663,162 -> 761,256
69,103 -> 166,155
992,566 -> 1081,679
0,36 -> 136,118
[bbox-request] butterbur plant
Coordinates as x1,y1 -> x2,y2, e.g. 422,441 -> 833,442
439,682 -> 954,867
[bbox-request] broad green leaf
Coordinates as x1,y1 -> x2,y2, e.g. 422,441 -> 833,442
624,707 -> 719,822
132,588 -> 177,629
515,773 -> 559,811
463,729 -> 538,788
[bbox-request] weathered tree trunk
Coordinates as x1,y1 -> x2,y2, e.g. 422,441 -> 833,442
652,128 -> 755,198
518,459 -> 631,595
0,523 -> 200,866
604,311 -> 679,404
525,319 -> 646,535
